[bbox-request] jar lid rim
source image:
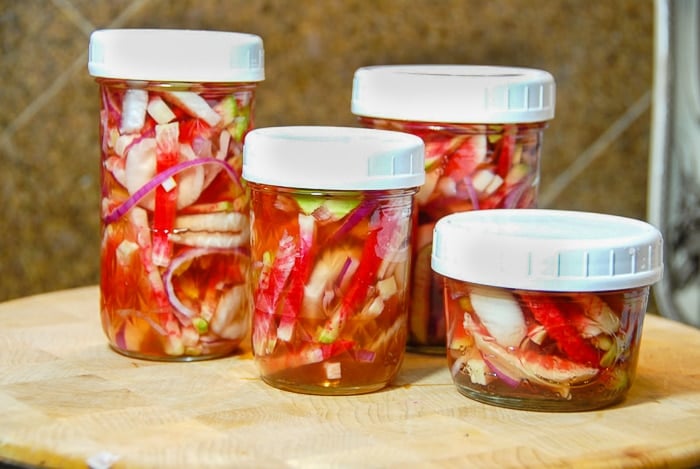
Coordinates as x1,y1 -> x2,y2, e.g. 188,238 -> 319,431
243,126 -> 426,190
352,65 -> 555,123
88,29 -> 265,82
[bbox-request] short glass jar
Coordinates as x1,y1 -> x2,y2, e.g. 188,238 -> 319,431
88,29 -> 264,360
243,126 -> 425,395
352,65 -> 556,353
432,209 -> 663,411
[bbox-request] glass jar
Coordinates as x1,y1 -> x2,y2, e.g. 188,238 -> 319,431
431,209 -> 664,411
352,65 -> 556,353
88,29 -> 264,361
242,126 -> 425,395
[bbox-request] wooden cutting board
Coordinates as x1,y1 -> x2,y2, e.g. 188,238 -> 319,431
1,286 -> 699,468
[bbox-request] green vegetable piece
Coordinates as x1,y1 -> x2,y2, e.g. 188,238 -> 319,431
317,316 -> 341,344
192,317 -> 209,334
228,114 -> 249,141
601,367 -> 629,392
599,338 -> 620,367
262,250 -> 273,266
216,95 -> 238,127
294,195 -> 360,219
487,134 -> 502,144
505,163 -> 531,186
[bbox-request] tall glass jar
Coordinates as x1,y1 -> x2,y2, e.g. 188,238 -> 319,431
243,126 -> 425,395
88,29 -> 264,361
352,65 -> 556,353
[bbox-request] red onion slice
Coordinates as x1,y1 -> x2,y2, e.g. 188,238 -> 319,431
103,158 -> 241,225
482,354 -> 522,388
354,348 -> 376,363
463,176 -> 480,210
162,246 -> 248,323
328,199 -> 377,245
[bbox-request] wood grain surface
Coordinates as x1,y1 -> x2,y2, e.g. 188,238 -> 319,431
1,286 -> 699,469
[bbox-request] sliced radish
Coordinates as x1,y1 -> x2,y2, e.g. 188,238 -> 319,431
519,349 -> 599,384
163,91 -> 222,127
324,361 -> 342,380
472,169 -> 497,193
120,89 -> 148,134
466,357 -> 496,386
469,285 -> 526,348
147,96 -> 176,124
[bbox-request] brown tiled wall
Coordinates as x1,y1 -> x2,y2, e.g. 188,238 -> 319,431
0,0 -> 654,301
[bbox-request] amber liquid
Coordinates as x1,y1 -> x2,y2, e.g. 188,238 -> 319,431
444,280 -> 648,411
98,80 -> 255,360
250,185 -> 414,394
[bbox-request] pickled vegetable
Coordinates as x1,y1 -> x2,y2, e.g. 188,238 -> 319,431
249,186 -> 413,394
359,118 -> 546,350
444,280 -> 649,411
99,80 -> 256,360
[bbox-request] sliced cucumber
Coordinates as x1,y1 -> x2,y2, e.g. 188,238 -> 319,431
294,194 -> 360,219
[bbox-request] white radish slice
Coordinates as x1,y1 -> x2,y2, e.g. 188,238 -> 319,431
174,212 -> 248,232
120,89 -> 148,133
469,285 -> 527,348
169,231 -> 249,249
163,91 -> 222,126
147,96 -> 176,124
124,138 -> 158,210
210,285 -> 248,340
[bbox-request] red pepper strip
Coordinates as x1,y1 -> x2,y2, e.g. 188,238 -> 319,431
317,225 -> 383,344
152,123 -> 180,267
127,207 -> 177,333
519,293 -> 600,366
179,117 -> 213,144
256,233 -> 297,313
444,135 -> 484,181
252,233 -> 297,354
495,127 -> 516,178
277,214 -> 316,341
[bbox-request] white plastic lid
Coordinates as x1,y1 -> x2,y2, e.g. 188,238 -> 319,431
242,126 -> 425,190
352,65 -> 555,124
431,209 -> 664,292
88,29 -> 264,82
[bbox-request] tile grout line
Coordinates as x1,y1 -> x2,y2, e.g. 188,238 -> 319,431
0,54 -> 87,161
51,0 -> 96,36
538,90 -> 652,208
0,0 -> 151,158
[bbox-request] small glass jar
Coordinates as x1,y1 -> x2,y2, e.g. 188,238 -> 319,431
352,65 -> 556,353
432,209 -> 664,411
243,126 -> 425,395
88,29 -> 264,360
